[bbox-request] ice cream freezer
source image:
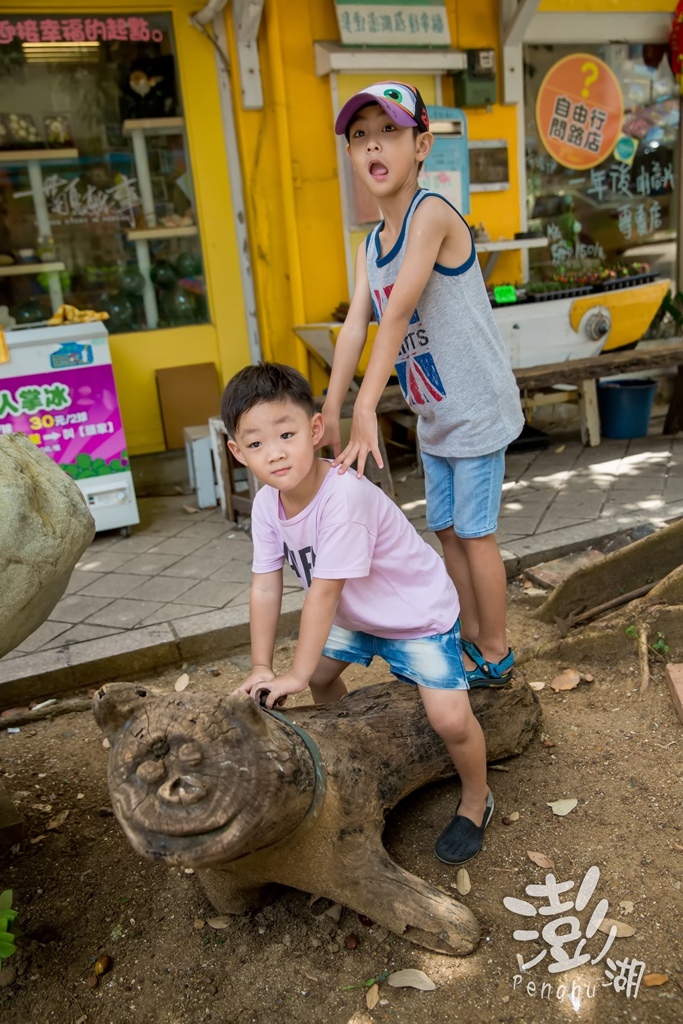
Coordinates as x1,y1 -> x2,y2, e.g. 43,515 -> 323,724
0,321 -> 139,535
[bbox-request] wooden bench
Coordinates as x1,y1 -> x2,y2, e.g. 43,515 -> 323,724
515,342 -> 683,446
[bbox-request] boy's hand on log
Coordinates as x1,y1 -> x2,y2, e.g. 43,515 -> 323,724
252,673 -> 308,709
238,666 -> 275,697
333,404 -> 382,479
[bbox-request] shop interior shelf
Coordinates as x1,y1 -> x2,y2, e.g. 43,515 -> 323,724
122,118 -> 185,136
0,262 -> 65,277
0,148 -> 78,164
126,226 -> 198,242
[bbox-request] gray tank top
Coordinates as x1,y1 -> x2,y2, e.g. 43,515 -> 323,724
365,189 -> 524,458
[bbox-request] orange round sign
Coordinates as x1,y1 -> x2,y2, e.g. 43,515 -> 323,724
535,54 -> 623,170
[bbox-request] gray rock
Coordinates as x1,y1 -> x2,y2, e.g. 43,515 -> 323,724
0,434 -> 95,658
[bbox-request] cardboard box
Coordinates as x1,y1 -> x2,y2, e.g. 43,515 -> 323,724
155,363 -> 222,451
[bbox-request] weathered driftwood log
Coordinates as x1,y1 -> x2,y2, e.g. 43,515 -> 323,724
536,518 -> 683,625
94,681 -> 540,956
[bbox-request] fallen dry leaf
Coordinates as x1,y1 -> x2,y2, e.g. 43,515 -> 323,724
182,504 -> 200,515
597,918 -> 635,938
489,764 -> 510,772
542,736 -> 556,748
324,903 -> 343,923
366,983 -> 380,1009
302,970 -> 319,983
193,919 -> 205,930
527,851 -> 555,869
29,835 -> 46,845
643,974 -> 669,987
456,868 -> 471,895
550,669 -> 581,692
509,811 -> 520,821
308,894 -> 323,908
618,900 -> 634,915
555,444 -> 566,454
674,842 -> 683,852
387,969 -> 436,991
528,681 -> 546,691
206,917 -> 230,930
547,798 -> 578,817
31,803 -> 52,813
174,673 -> 190,693
579,672 -> 594,683
46,809 -> 69,831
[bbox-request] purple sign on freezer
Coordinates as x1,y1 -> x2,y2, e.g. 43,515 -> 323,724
0,363 -> 129,480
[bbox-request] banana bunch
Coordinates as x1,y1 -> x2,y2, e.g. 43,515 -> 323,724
47,305 -> 110,326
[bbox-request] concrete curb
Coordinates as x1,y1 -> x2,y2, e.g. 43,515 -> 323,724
500,499 -> 683,577
0,592 -> 305,709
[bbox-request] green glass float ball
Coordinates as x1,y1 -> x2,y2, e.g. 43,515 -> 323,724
175,251 -> 202,277
96,293 -> 135,333
120,267 -> 146,296
14,299 -> 45,324
167,287 -> 196,325
150,260 -> 178,290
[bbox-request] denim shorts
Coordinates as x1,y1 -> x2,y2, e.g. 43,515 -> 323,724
321,621 -> 468,691
422,447 -> 506,539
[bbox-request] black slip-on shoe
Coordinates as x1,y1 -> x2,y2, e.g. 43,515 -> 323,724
434,790 -> 495,866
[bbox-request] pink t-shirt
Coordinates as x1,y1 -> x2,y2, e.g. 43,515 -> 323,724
251,464 -> 459,640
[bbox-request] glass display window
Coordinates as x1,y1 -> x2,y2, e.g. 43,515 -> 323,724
524,43 -> 678,280
0,13 -> 208,332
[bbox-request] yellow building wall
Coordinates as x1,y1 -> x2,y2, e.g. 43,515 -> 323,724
8,0 -> 252,453
540,2 -> 676,11
227,0 -> 523,386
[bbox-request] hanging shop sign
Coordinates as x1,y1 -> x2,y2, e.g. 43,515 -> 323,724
535,55 -> 624,170
0,16 -> 163,44
334,1 -> 450,47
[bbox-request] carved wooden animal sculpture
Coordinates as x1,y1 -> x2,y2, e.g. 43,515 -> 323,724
94,681 -> 539,956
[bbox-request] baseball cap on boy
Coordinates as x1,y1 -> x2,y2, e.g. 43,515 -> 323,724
335,82 -> 430,138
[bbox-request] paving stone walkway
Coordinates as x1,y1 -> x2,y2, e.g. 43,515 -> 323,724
2,429 -> 681,674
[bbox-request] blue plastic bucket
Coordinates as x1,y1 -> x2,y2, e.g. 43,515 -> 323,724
597,379 -> 657,440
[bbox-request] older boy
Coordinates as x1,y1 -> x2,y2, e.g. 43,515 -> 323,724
222,361 -> 493,865
321,82 -> 524,687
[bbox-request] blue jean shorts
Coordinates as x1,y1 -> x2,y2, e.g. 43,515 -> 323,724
422,447 -> 506,539
321,621 -> 468,691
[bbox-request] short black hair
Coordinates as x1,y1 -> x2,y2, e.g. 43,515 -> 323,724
221,362 -> 315,437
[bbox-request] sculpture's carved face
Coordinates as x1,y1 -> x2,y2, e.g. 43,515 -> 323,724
95,685 -> 277,868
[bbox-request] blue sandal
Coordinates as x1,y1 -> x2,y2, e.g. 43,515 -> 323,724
462,639 -> 514,688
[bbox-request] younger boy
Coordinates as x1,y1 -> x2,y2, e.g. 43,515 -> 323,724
222,361 -> 493,865
321,82 -> 524,686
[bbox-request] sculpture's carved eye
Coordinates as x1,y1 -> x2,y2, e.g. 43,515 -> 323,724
136,759 -> 165,784
178,743 -> 203,768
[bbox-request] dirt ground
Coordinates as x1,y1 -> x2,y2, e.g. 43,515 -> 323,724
1,584 -> 682,1024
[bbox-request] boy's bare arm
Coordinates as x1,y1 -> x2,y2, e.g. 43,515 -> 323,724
238,570 -> 283,694
320,245 -> 373,455
336,200 -> 460,477
254,577 -> 346,708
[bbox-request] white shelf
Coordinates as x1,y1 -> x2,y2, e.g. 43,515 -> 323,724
127,226 -> 197,242
476,238 -> 548,253
0,261 -> 65,277
314,41 -> 466,76
0,148 -> 78,164
122,118 -> 184,136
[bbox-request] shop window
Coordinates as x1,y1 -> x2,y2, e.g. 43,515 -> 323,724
0,13 -> 207,333
524,43 -> 678,280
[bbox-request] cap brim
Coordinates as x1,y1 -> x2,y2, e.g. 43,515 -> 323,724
335,93 -> 417,136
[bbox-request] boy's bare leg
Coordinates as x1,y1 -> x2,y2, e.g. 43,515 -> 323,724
437,528 -> 508,667
309,655 -> 350,704
418,687 -> 488,825
436,528 -> 478,642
